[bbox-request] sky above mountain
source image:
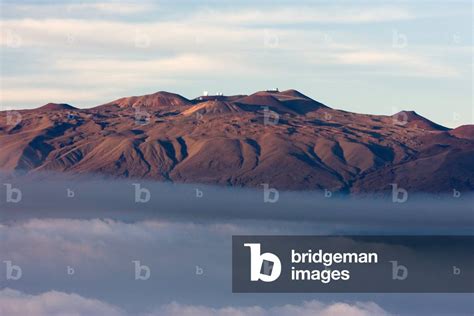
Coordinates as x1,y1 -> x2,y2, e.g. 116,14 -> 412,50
0,0 -> 472,127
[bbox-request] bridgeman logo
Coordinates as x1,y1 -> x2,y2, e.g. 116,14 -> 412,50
233,236 -> 474,293
244,243 -> 281,282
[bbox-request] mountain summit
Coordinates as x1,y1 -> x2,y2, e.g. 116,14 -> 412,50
37,103 -> 77,111
392,110 -> 449,131
97,91 -> 191,110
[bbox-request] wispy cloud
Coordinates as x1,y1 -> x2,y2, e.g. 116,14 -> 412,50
0,289 -> 391,316
330,50 -> 460,78
191,6 -> 416,25
65,2 -> 156,15
0,16 -> 461,108
3,1 -> 157,17
150,300 -> 392,316
0,18 -> 257,50
0,87 -> 106,104
55,54 -> 246,75
0,289 -> 126,316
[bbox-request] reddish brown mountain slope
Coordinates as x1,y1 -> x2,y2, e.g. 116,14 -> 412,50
37,103 -> 77,111
449,125 -> 474,139
391,110 -> 449,131
96,91 -> 191,110
0,89 -> 471,193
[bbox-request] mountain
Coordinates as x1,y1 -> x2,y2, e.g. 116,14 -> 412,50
1,89 -> 472,194
449,125 -> 474,140
96,91 -> 191,110
37,103 -> 77,111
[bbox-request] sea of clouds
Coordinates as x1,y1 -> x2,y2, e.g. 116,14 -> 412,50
1,175 -> 473,315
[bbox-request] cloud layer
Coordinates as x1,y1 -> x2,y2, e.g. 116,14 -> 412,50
0,288 -> 124,316
0,288 -> 391,316
1,192 -> 472,315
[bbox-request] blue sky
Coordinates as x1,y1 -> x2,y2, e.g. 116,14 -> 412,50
0,0 -> 472,127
